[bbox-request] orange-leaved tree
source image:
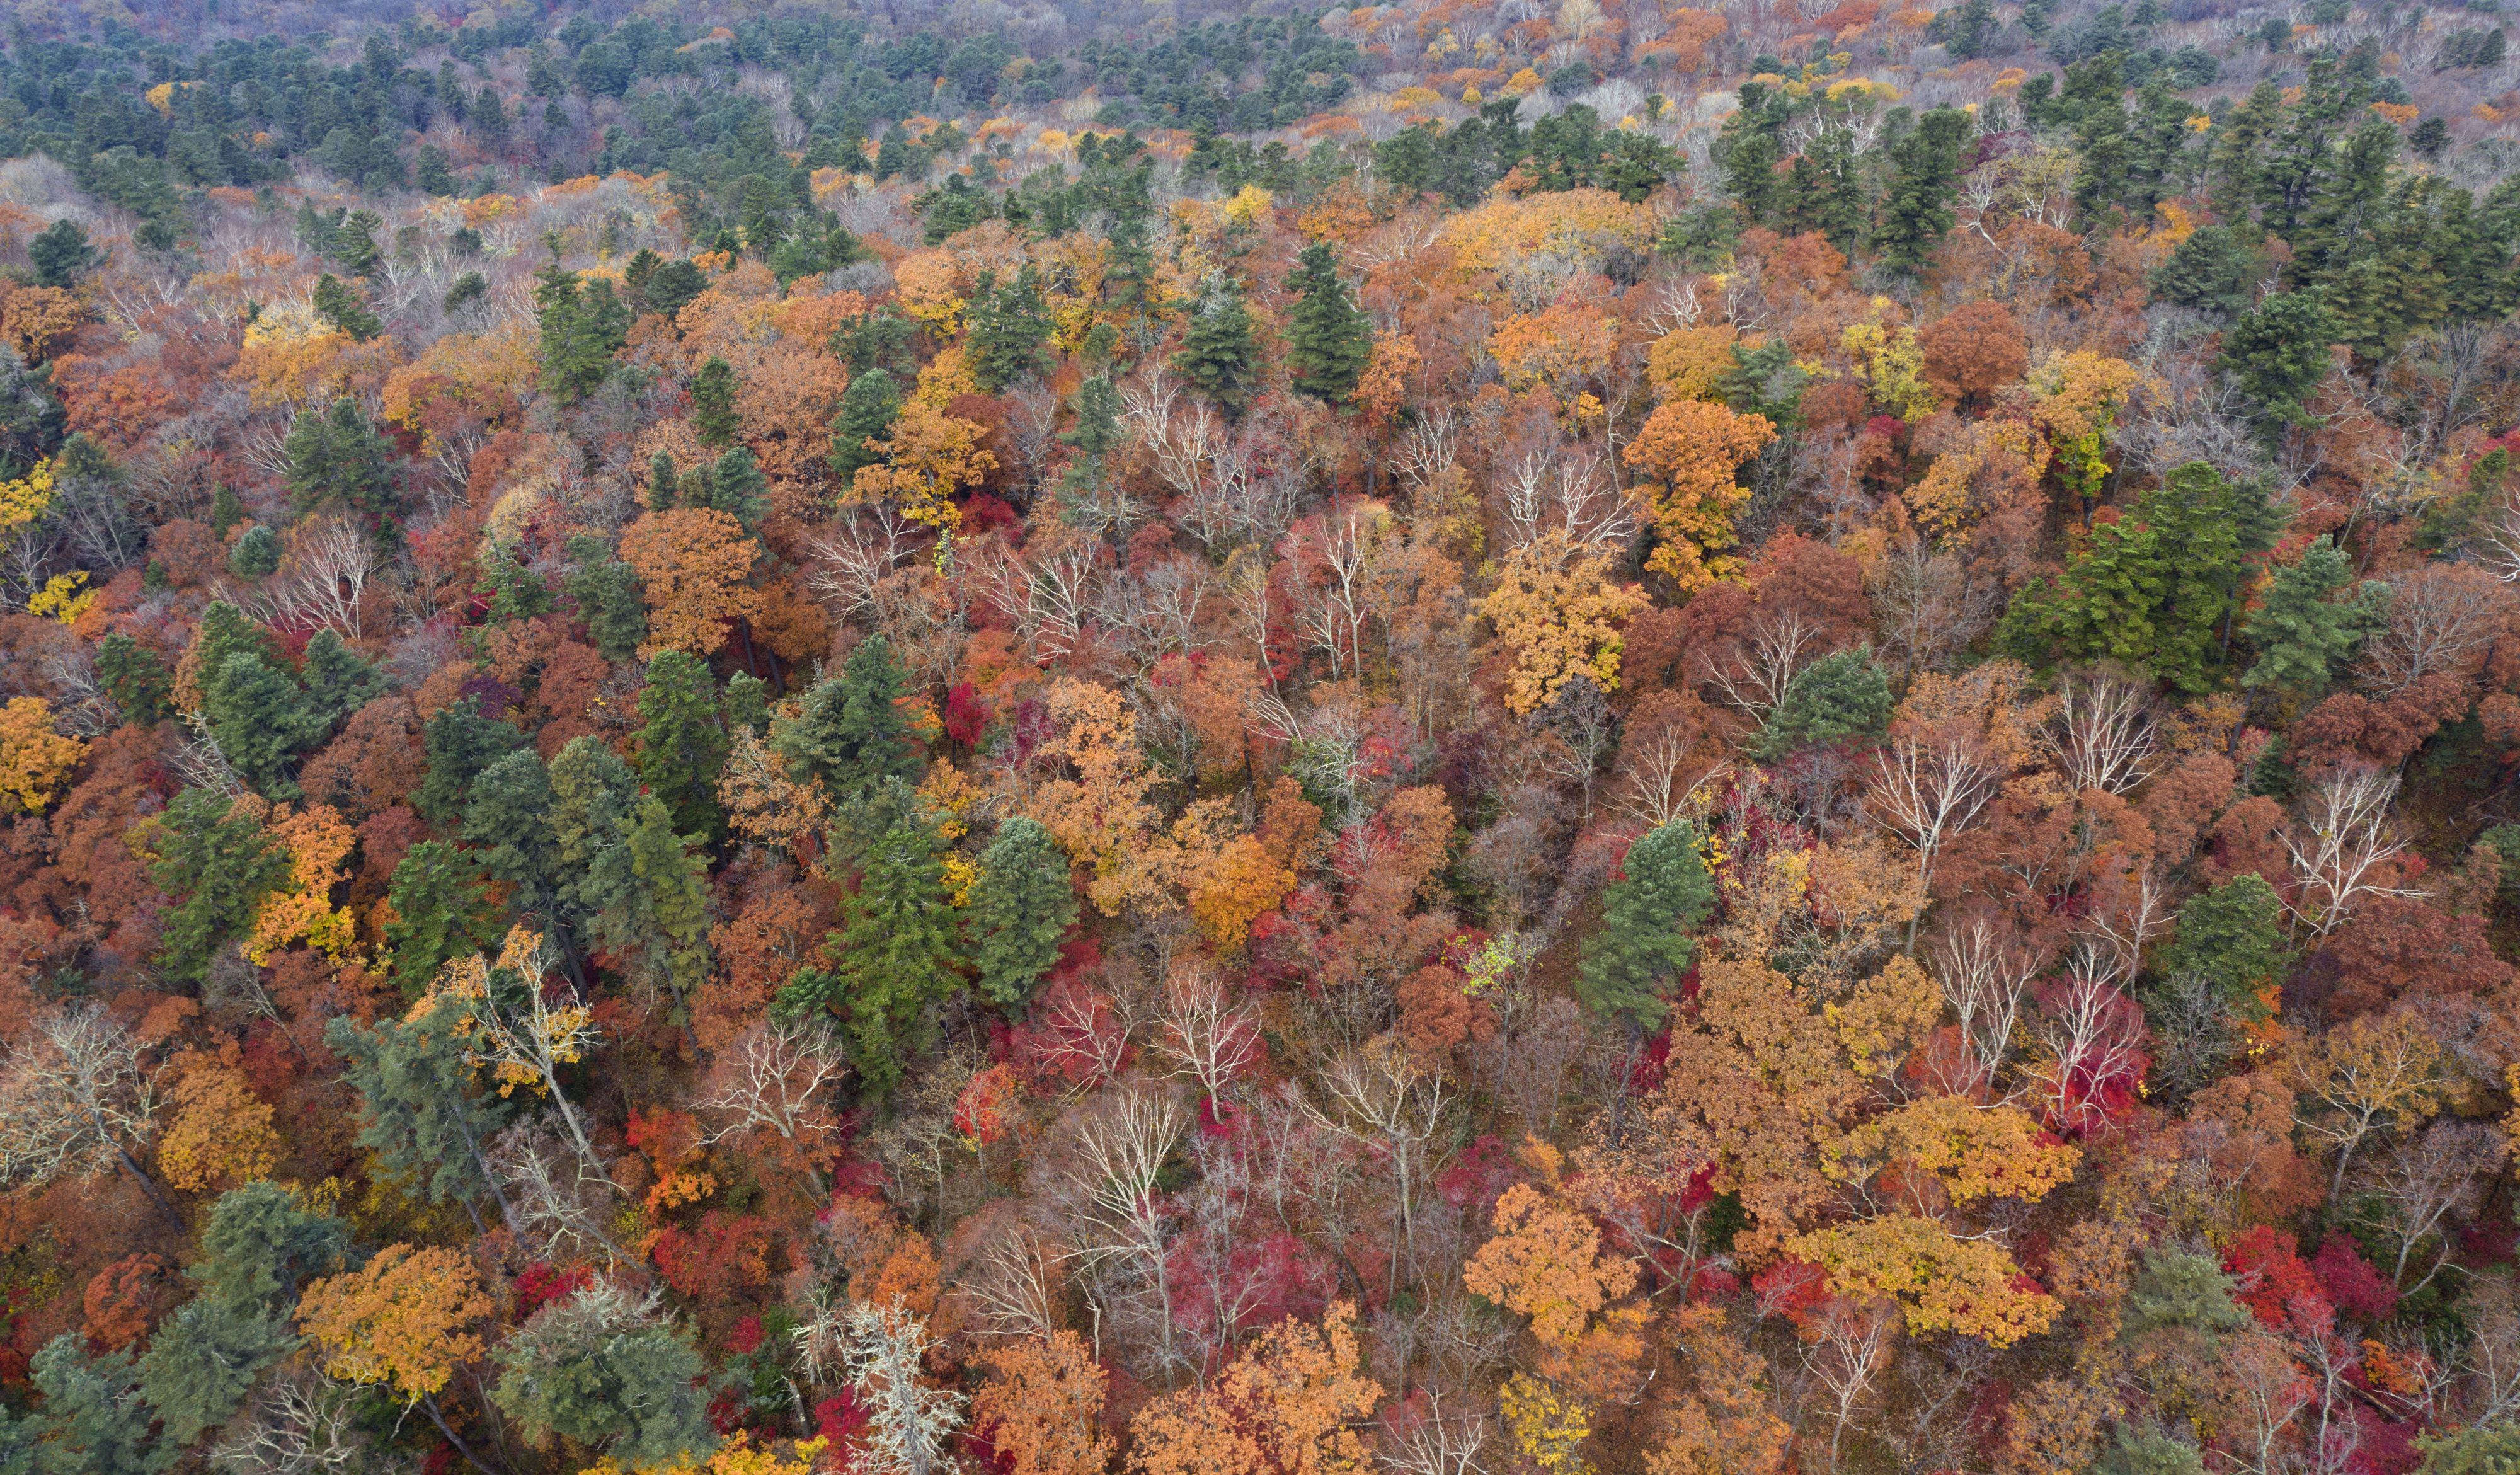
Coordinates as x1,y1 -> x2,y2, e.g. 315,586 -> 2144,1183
619,507 -> 764,659
1622,399 -> 1776,592
972,1329 -> 1110,1475
0,696 -> 84,815
1128,1301 -> 1383,1475
297,1242 -> 495,1402
1475,531 -> 1647,715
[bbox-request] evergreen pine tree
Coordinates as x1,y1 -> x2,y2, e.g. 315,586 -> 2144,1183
781,806 -> 962,1094
1777,130 -> 1868,255
1575,822 -> 1715,1031
146,787 -> 290,982
963,817 -> 1079,1006
643,258 -> 707,319
967,266 -> 1055,393
549,737 -> 713,1000
2151,224 -> 2258,314
94,631 -> 170,725
536,255 -> 626,405
692,446 -> 768,531
2000,461 -> 2280,692
281,398 -> 397,519
311,273 -> 382,341
690,357 -> 741,447
1751,648 -> 1894,759
463,749 -> 566,933
227,524 -> 281,578
769,634 -> 924,806
1173,273 -> 1259,413
2220,290 -> 2343,438
298,631 -> 379,732
478,537 -> 554,623
564,534 -> 648,662
634,651 -> 731,843
29,218 -> 98,289
415,696 -> 529,822
1283,241 -> 1374,403
31,1334 -> 169,1475
209,483 -> 243,537
646,450 -> 679,510
2242,535 -> 2388,697
2158,873 -> 2289,1016
1717,84 -> 1787,222
382,841 -> 501,993
137,1297 -> 293,1446
829,366 -> 903,484
1875,106 -> 1974,278
192,1181 -> 352,1313
326,1001 -> 514,1219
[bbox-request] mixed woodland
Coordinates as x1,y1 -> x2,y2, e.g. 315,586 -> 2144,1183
4,0 -> 2520,1473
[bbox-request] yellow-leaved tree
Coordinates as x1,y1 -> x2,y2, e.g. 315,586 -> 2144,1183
244,802 -> 360,965
1784,1213 -> 2062,1346
156,1048 -> 282,1193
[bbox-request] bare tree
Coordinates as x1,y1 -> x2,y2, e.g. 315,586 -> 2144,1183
1613,728 -> 1728,832
1931,912 -> 2042,1096
1532,675 -> 1618,822
1869,544 -> 2002,677
952,1219 -> 1062,1340
802,507 -> 916,623
2361,563 -> 2499,696
1379,1393 -> 1493,1475
1053,1082 -> 1189,1370
2284,765 -> 2418,938
691,1016 -> 849,1192
2449,1275 -> 2520,1426
2042,674 -> 2159,796
2354,1120 -> 2506,1295
1303,1036 -> 1457,1297
1702,608 -> 1824,721
483,1118 -> 625,1264
2029,950 -> 2148,1134
211,1374 -> 371,1475
1802,1299 -> 1898,1469
1151,968 -> 1261,1104
975,537 -> 1101,663
1293,507 -> 1376,680
1496,442 -> 1634,551
0,1003 -> 180,1227
231,516 -> 376,640
1867,735 -> 2000,942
